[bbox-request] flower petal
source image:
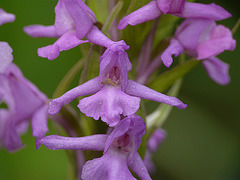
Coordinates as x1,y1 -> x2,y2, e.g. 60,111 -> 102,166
63,0 -> 96,39
161,38 -> 184,68
54,0 -> 75,35
126,80 -> 187,109
147,128 -> 166,152
0,42 -> 13,73
40,134 -> 107,151
0,9 -> 15,26
175,2 -> 231,20
37,31 -> 88,60
99,44 -> 131,91
197,25 -> 236,60
157,0 -> 186,14
104,115 -> 146,164
129,152 -> 152,180
118,1 -> 161,30
48,77 -> 100,115
78,86 -> 141,127
175,19 -> 215,53
86,26 -> 129,50
82,150 -> 136,180
23,25 -> 59,38
202,56 -> 230,85
31,105 -> 49,149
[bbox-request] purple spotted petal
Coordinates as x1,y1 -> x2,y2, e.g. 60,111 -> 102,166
40,134 -> 107,151
129,152 -> 152,180
126,80 -> 187,109
78,86 -> 141,127
175,2 -> 231,20
0,9 -> 15,26
202,57 -> 230,85
23,25 -> 59,38
38,31 -> 88,60
48,77 -> 100,115
118,1 -> 161,30
81,149 -> 136,180
0,42 -> 13,73
157,0 -> 186,14
197,25 -> 236,60
161,38 -> 184,68
86,26 -> 129,50
63,0 -> 96,39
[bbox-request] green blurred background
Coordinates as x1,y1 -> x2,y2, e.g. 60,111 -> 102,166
0,0 -> 239,179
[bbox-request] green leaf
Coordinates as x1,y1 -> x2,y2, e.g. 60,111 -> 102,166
53,59 -> 84,98
101,1 -> 124,35
87,0 -> 109,23
148,59 -> 201,92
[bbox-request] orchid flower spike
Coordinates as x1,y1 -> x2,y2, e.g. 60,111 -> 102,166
161,19 -> 236,85
48,43 -> 187,127
40,115 -> 152,180
24,0 -> 129,60
118,0 -> 231,30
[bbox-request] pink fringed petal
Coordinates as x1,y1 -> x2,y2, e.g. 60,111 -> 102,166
78,86 -> 140,127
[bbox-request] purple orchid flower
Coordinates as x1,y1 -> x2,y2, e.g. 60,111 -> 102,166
118,1 -> 231,30
48,43 -> 187,127
144,129 -> 166,173
23,0 -> 128,60
0,44 -> 49,151
40,115 -> 152,180
161,19 -> 236,85
0,8 -> 15,26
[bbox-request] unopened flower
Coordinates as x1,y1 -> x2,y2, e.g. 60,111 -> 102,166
24,0 -> 128,60
40,115 -> 151,180
48,43 -> 186,126
161,19 -> 236,85
118,1 -> 231,30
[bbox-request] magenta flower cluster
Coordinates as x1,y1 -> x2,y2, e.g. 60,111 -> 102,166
0,0 -> 236,179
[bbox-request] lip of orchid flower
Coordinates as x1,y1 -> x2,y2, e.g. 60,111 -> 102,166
0,8 -> 15,26
40,115 -> 151,180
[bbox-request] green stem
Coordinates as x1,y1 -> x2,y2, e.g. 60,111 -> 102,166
53,59 -> 84,98
231,18 -> 240,35
146,79 -> 183,140
101,1 -> 123,34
